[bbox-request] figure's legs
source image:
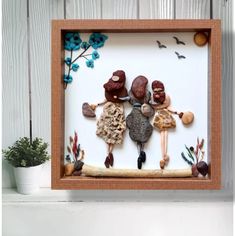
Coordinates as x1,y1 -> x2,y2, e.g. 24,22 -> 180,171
164,130 -> 169,164
104,143 -> 114,168
137,142 -> 146,169
160,131 -> 165,169
160,130 -> 170,169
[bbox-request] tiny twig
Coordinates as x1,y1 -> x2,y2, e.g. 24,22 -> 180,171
81,55 -> 89,60
82,54 -> 92,57
71,45 -> 91,64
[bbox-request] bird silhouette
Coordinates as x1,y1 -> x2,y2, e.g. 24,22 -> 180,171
175,51 -> 186,59
156,40 -> 167,48
173,36 -> 186,45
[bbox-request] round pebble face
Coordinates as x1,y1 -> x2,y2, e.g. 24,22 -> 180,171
194,32 -> 208,46
111,75 -> 120,82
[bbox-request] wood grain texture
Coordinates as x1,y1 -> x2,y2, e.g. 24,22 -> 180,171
102,0 -> 138,19
213,0 -> 233,195
2,0 -> 29,187
66,0 -> 102,19
175,0 -> 210,19
139,0 -> 174,19
29,0 -> 64,187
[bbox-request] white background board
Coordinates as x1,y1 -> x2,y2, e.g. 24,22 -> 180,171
65,32 -> 208,170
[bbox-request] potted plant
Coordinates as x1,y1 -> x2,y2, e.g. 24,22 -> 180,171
2,137 -> 50,194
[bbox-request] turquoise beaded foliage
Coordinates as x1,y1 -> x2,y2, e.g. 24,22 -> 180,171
63,32 -> 108,88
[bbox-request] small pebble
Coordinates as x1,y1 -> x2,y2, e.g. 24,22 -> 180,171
64,163 -> 75,176
181,111 -> 194,125
196,161 -> 209,176
139,151 -> 146,163
141,103 -> 154,117
160,159 -> 165,169
72,170 -> 82,176
104,156 -> 110,168
194,32 -> 208,46
109,153 -> 114,167
74,160 -> 84,171
82,102 -> 96,117
137,157 -> 142,169
192,164 -> 199,177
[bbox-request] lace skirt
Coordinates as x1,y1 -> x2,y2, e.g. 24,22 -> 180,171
153,109 -> 176,131
96,102 -> 126,144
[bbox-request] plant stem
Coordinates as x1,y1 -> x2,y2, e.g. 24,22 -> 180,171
71,45 -> 91,64
81,55 -> 89,60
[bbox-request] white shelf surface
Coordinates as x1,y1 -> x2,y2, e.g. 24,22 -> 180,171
2,188 -> 232,203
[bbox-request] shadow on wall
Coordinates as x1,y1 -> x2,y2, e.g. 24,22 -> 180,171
2,160 -> 16,188
67,189 -> 232,202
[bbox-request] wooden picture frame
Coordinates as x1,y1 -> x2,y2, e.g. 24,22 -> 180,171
51,20 -> 221,190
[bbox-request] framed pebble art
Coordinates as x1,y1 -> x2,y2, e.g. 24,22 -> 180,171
51,20 -> 221,190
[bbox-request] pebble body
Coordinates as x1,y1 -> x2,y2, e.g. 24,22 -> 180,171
126,108 -> 153,143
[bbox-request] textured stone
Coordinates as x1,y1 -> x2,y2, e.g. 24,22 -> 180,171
96,102 -> 126,145
82,102 -> 96,117
153,109 -> 176,131
126,108 -> 153,143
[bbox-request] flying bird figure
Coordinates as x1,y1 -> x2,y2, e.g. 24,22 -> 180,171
156,40 -> 167,48
175,51 -> 186,59
173,36 -> 186,45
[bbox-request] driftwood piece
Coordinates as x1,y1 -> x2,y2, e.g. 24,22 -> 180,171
81,164 -> 192,178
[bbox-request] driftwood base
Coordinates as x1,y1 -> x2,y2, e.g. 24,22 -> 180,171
82,164 -> 192,178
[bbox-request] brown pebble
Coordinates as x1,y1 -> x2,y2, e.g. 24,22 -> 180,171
131,76 -> 148,99
160,159 -> 165,169
196,161 -> 209,176
64,163 -> 75,176
72,170 -> 82,176
192,164 -> 199,177
109,153 -> 114,167
181,111 -> 194,125
194,32 -> 208,46
82,102 -> 96,117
